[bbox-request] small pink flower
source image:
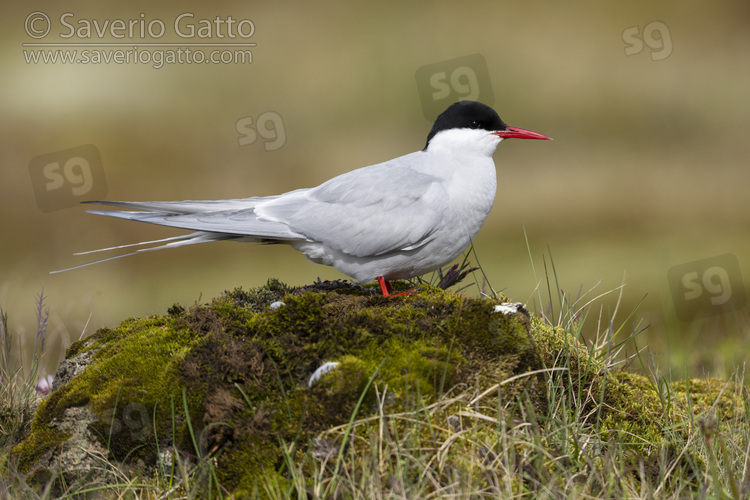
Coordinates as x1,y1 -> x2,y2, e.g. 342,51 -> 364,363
35,374 -> 54,395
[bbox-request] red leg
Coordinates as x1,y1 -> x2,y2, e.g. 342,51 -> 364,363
377,276 -> 393,296
377,276 -> 416,297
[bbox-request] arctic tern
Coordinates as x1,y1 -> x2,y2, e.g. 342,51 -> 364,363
55,100 -> 550,296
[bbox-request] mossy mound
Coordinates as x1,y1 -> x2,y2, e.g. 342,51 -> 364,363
8,279 -> 745,497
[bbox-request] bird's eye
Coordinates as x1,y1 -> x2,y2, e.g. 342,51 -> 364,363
469,121 -> 480,129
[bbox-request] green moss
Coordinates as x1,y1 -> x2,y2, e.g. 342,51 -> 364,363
595,370 -> 746,452
529,317 -> 602,381
597,371 -> 674,447
22,315 -> 204,469
171,286 -> 542,493
671,378 -> 745,422
12,423 -> 69,475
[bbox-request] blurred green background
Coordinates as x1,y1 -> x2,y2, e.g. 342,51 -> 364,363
2,1 -> 749,381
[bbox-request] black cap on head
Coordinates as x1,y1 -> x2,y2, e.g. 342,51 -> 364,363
424,101 -> 507,149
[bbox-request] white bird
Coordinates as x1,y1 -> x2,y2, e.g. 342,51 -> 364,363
54,101 -> 550,296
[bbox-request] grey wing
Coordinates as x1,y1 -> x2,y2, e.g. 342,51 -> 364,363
77,154 -> 448,258
256,160 -> 448,257
82,192 -> 309,241
54,193 -> 310,273
80,197 -> 275,214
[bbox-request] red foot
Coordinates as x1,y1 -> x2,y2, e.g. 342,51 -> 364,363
377,276 -> 416,297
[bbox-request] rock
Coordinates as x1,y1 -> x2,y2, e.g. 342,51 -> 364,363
51,346 -> 97,391
6,279 -> 744,498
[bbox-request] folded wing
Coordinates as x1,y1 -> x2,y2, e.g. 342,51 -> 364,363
58,151 -> 449,272
257,155 -> 448,257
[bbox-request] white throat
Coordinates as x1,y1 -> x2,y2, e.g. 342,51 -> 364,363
425,128 -> 503,158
